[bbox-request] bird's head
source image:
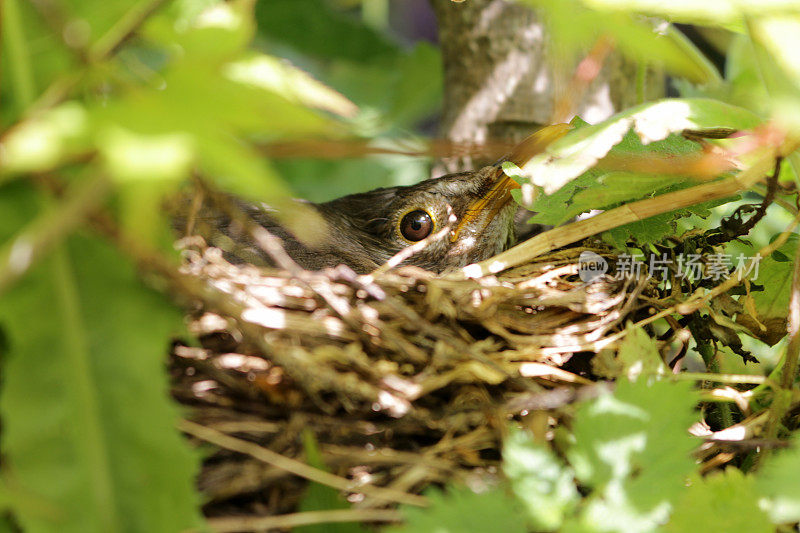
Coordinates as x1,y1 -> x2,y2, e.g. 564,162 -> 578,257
317,165 -> 519,272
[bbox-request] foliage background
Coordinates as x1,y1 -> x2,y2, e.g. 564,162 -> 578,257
2,0 -> 800,531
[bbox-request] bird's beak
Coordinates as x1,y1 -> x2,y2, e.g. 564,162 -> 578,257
450,123 -> 572,243
450,170 -> 519,242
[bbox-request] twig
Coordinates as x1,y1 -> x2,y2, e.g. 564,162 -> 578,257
706,157 -> 782,246
204,508 -> 403,533
196,179 -> 302,274
178,420 -> 428,507
461,152 -> 779,277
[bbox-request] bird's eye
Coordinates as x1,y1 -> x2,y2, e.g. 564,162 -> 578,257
399,210 -> 433,241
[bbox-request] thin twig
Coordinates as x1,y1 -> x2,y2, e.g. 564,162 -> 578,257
204,508 -> 403,533
462,153 -> 779,277
178,420 -> 428,507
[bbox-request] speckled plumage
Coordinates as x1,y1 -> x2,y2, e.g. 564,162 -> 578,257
206,164 -> 518,274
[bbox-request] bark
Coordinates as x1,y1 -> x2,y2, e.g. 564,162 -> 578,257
430,0 -> 664,172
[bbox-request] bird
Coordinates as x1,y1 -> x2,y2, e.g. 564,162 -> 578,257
182,124 -> 569,274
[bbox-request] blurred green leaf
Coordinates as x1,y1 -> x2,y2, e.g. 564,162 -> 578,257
520,0 -> 721,83
0,103 -> 90,178
254,0 -> 399,64
614,323 -> 669,382
580,0 -> 743,29
504,428 -> 579,530
565,379 -> 698,531
225,53 -> 358,117
390,486 -> 525,533
756,433 -> 800,525
97,127 -> 194,183
666,470 -> 771,533
0,186 -> 203,531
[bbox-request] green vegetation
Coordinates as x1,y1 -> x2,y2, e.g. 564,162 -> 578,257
2,0 -> 800,531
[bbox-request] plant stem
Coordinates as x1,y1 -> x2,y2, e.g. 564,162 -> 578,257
2,0 -> 36,110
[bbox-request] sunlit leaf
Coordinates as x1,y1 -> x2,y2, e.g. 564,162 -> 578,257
504,428 -> 579,530
225,54 -> 358,118
97,127 -> 195,183
756,433 -> 800,524
566,379 -> 698,531
520,98 -> 761,195
0,103 -> 90,177
390,486 -> 525,533
666,470 -> 771,533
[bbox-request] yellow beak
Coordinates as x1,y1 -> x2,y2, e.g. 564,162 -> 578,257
450,123 -> 572,243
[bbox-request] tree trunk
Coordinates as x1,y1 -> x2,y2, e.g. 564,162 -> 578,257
430,0 -> 663,173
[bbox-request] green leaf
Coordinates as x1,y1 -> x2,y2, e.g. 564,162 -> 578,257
254,0 -> 399,64
731,234 -> 797,323
755,433 -> 800,524
602,191 -> 737,247
0,189 -> 202,531
566,379 -> 698,531
525,115 -> 740,246
666,469 -> 771,533
225,53 -> 358,118
0,103 -> 91,178
519,0 -> 721,83
390,486 -> 526,533
579,0 -> 742,29
520,98 -> 761,195
503,428 -> 579,530
596,323 -> 668,381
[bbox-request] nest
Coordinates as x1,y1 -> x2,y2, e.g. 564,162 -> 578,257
169,241 -> 657,527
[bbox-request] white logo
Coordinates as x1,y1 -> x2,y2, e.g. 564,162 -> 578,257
579,251 -> 608,283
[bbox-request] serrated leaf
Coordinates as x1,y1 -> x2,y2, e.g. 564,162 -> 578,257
615,323 -> 669,381
0,186 -> 202,532
526,119 -> 740,243
390,486 -> 525,533
755,433 -> 800,524
566,380 -> 698,532
733,234 -> 797,323
519,98 -> 760,195
503,427 -> 580,530
665,469 -> 771,533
